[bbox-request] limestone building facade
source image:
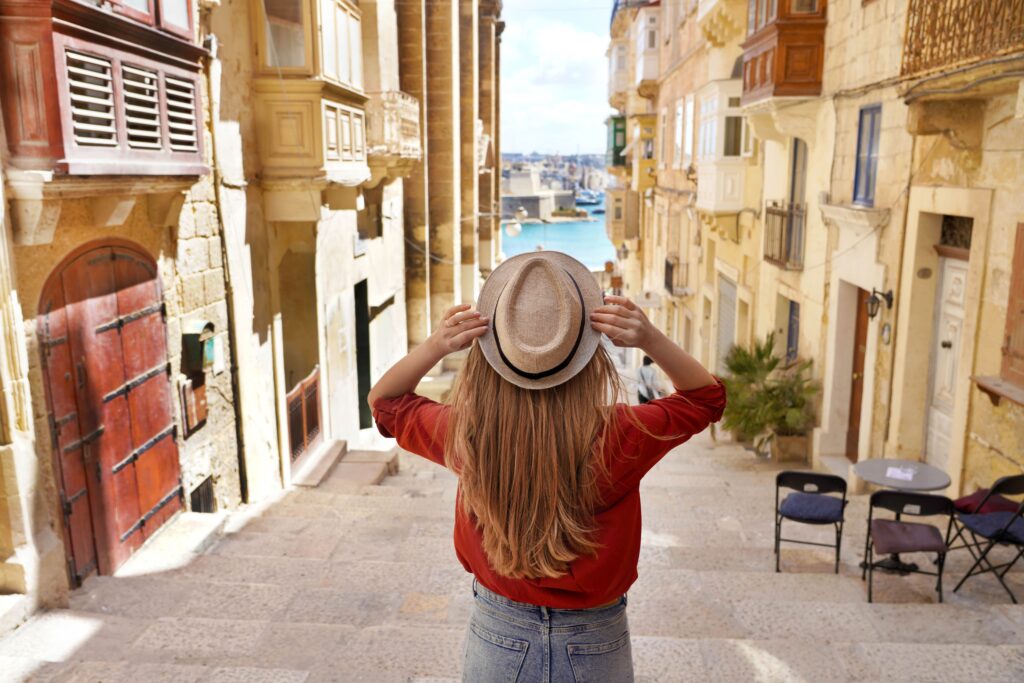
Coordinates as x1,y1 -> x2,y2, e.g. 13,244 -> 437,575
0,0 -> 242,615
0,0 -> 502,629
607,0 -> 1023,489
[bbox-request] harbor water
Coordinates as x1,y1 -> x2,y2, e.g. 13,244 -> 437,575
501,198 -> 616,271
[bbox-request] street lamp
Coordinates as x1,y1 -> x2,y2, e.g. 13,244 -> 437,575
865,288 -> 893,320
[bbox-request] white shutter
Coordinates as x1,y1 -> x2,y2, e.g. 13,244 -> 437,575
122,64 -> 161,150
165,76 -> 198,152
66,50 -> 117,147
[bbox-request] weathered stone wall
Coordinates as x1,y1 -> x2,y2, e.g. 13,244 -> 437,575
908,93 -> 1024,491
11,180 -> 242,512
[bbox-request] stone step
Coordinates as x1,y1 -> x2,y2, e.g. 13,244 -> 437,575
415,373 -> 456,402
342,447 -> 400,476
292,439 -> 347,488
0,594 -> 29,638
114,511 -> 227,578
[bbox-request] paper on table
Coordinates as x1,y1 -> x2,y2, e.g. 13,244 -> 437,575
886,466 -> 915,482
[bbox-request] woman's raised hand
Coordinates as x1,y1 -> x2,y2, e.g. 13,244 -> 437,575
428,304 -> 490,355
590,295 -> 656,349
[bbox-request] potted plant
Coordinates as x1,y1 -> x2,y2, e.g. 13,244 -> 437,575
721,334 -> 819,461
767,359 -> 818,463
721,334 -> 780,455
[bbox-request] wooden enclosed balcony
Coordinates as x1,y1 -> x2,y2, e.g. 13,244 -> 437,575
901,0 -> 1024,80
740,0 -> 827,105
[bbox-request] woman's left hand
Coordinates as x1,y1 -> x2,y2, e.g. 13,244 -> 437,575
590,295 -> 656,348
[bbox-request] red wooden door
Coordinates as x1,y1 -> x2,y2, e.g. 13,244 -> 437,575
39,242 -> 181,583
846,288 -> 870,463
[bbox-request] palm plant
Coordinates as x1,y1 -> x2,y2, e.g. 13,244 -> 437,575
721,333 -> 819,457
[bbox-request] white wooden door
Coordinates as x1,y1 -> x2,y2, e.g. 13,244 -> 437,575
716,275 -> 737,375
925,258 -> 967,472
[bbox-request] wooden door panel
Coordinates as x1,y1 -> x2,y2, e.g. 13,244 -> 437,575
135,437 -> 180,520
38,288 -> 99,583
126,377 -> 174,447
61,249 -> 135,568
846,288 -> 869,462
41,242 -> 181,579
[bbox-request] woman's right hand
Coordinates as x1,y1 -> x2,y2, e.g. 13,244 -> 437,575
589,295 -> 657,349
428,304 -> 490,356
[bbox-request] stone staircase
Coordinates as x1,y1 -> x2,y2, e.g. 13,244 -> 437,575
1,433 -> 1022,682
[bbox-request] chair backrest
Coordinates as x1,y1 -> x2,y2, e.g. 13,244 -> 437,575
990,474 -> 1024,498
870,490 -> 954,518
777,470 -> 846,496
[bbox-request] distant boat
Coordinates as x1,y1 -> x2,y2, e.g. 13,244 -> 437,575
592,208 -> 605,214
575,190 -> 601,206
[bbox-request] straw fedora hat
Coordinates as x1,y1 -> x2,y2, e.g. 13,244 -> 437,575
476,251 -> 604,390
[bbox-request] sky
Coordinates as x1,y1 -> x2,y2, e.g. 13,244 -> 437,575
500,0 -> 615,155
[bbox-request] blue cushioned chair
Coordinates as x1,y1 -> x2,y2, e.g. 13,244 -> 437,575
949,474 -> 1024,552
775,471 -> 848,573
953,494 -> 1024,604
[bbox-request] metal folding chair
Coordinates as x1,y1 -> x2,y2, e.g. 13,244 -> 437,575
774,471 -> 847,573
861,491 -> 954,603
953,498 -> 1024,604
949,475 -> 1024,552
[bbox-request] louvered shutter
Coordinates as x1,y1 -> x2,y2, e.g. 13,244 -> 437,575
66,51 -> 117,147
122,65 -> 161,149
165,76 -> 198,152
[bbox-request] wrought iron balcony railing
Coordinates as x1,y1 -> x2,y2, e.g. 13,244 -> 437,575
763,201 -> 805,270
664,258 -> 689,296
902,0 -> 1024,77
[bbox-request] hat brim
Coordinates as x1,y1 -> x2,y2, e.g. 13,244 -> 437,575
476,251 -> 604,390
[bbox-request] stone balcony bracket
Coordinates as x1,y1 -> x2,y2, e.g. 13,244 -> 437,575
743,97 -> 825,145
818,200 -> 891,239
260,177 -> 367,222
698,0 -> 746,48
699,209 -> 740,243
906,99 -> 985,166
4,171 -> 196,246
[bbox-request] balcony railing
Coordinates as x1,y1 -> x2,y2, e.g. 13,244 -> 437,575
901,0 -> 1024,77
763,201 -> 805,270
665,258 -> 689,296
287,365 -> 321,463
365,90 -> 422,162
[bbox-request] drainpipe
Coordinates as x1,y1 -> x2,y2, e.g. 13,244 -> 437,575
201,29 -> 249,502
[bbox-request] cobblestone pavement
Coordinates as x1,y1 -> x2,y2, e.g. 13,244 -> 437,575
2,433 -> 1024,682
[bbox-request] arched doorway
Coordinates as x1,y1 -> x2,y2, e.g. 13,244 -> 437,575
38,240 -> 182,585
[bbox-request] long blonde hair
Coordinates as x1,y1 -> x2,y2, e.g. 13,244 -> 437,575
444,343 -> 625,579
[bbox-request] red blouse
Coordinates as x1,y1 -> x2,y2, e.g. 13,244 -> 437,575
371,379 -> 726,609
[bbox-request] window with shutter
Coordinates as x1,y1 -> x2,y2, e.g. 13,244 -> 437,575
1002,223 -> 1024,386
165,76 -> 198,151
122,65 -> 161,149
66,51 -> 117,147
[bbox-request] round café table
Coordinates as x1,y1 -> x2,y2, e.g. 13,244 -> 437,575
853,459 -> 951,573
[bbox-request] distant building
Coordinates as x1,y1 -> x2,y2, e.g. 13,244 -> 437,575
501,170 -> 574,221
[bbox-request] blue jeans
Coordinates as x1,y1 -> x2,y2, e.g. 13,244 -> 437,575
463,579 -> 634,683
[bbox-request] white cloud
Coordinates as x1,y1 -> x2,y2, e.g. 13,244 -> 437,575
500,8 -> 614,154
